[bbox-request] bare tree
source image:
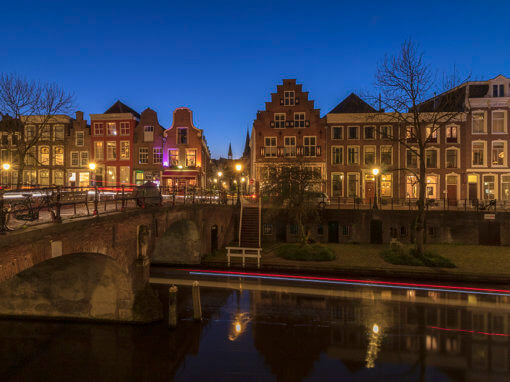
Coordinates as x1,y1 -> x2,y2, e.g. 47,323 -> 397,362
370,40 -> 468,256
0,73 -> 74,187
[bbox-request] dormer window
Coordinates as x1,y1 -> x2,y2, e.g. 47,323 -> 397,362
493,84 -> 505,97
284,91 -> 295,106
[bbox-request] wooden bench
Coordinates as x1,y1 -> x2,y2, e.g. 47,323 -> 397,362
226,247 -> 262,268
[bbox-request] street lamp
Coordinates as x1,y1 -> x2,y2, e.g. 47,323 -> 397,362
217,171 -> 223,178
235,164 -> 242,206
372,168 -> 380,210
2,163 -> 10,171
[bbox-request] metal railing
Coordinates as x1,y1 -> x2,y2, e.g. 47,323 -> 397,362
0,185 -> 238,233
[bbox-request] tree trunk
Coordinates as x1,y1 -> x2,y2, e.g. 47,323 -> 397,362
415,159 -> 426,257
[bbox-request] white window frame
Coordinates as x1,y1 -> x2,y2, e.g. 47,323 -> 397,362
492,110 -> 507,134
445,147 -> 460,169
331,172 -> 344,197
446,124 -> 459,143
53,145 -> 64,166
53,125 -> 65,141
80,151 -> 89,167
274,113 -> 286,129
364,126 -> 376,140
331,146 -> 343,165
472,111 -> 487,134
347,126 -> 359,140
264,137 -> 277,158
153,147 -> 162,164
284,136 -> 296,157
76,131 -> 84,147
139,147 -> 149,164
363,145 -> 376,166
491,140 -> 507,167
120,122 -> 130,136
472,140 -> 487,167
331,126 -> 343,140
70,151 -> 79,167
94,141 -> 104,160
425,148 -> 439,169
294,112 -> 305,128
380,145 -> 393,166
303,136 -> 316,157
347,145 -> 359,165
106,141 -> 117,160
406,148 -> 419,168
346,172 -> 360,198
380,125 -> 392,139
107,122 -> 117,136
93,123 -> 104,136
425,125 -> 439,143
119,141 -> 130,160
39,145 -> 50,165
284,90 -> 295,106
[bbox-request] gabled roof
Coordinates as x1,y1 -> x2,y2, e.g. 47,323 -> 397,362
329,93 -> 376,114
104,100 -> 140,118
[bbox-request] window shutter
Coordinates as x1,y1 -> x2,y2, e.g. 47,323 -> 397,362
289,121 -> 294,127
297,146 -> 303,156
260,147 -> 265,156
317,145 -> 321,156
285,121 -> 290,127
277,147 -> 283,157
305,120 -> 310,127
270,121 -> 275,128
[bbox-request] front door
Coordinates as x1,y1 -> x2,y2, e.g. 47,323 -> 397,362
365,180 -> 375,201
469,183 -> 477,203
370,219 -> 383,244
447,185 -> 457,206
328,222 -> 339,243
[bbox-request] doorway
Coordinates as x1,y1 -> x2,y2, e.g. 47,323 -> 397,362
365,179 -> 375,201
211,225 -> 218,254
370,219 -> 383,244
328,221 -> 339,243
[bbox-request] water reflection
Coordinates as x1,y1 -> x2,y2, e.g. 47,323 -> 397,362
1,281 -> 510,381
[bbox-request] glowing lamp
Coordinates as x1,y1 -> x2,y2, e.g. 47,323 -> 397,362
235,164 -> 242,172
88,162 -> 96,170
178,165 -> 183,169
217,171 -> 223,177
2,163 -> 10,171
372,324 -> 379,334
372,168 -> 379,176
241,177 -> 246,182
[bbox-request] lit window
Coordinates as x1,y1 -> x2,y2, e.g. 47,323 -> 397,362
492,141 -> 505,166
94,141 -> 104,160
169,149 -> 179,166
492,111 -> 506,133
120,141 -> 130,160
139,147 -> 149,164
80,151 -> 89,166
107,141 -> 117,160
153,148 -> 162,164
53,146 -> 64,166
186,149 -> 197,166
446,125 -> 458,143
71,151 -> 79,167
39,146 -> 50,165
107,122 -> 117,136
425,126 -> 438,142
472,112 -> 485,133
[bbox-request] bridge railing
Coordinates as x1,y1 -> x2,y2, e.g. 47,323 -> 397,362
0,185 -> 238,233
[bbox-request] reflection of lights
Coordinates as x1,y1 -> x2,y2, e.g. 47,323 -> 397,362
228,313 -> 251,341
235,322 -> 241,333
372,324 -> 379,334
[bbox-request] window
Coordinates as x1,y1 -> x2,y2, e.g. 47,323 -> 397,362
80,151 -> 88,166
40,125 -> 51,140
381,146 -> 392,165
1,133 -> 8,145
53,146 -> 64,165
153,148 -> 162,164
11,133 -> 19,145
492,111 -> 506,133
263,224 -> 273,235
107,122 -> 117,136
25,147 -> 36,165
472,142 -> 485,166
332,173 -> 343,196
407,150 -> 418,168
107,142 -> 117,160
284,90 -> 295,106
39,146 -> 50,165
186,149 -> 196,166
472,112 -> 486,133
120,141 -> 130,160
169,149 -> 179,166
23,170 -> 36,186
294,112 -> 305,128
25,125 -> 35,140
106,166 -> 116,186
284,136 -> 296,157
406,126 -> 415,141
343,225 -> 351,236
332,126 -> 343,139
289,224 -> 298,235
364,126 -> 375,139
483,175 -> 496,200
139,147 -> 149,164
502,175 -> 510,200
347,146 -> 359,165
492,141 -> 505,166
93,123 -> 104,136
274,113 -> 285,129
76,131 -> 84,146
94,141 -> 104,160
177,128 -> 187,144
144,125 -> 154,141
446,125 -> 458,143
364,146 -> 376,166
1,149 -> 9,163
493,84 -> 505,97
120,122 -> 130,135
53,170 -> 64,186
380,126 -> 392,139
348,126 -> 358,139
347,173 -> 359,197
54,125 -> 64,140
39,169 -> 49,186
446,149 -> 458,168
264,137 -> 277,157
303,136 -> 316,157
425,126 -> 438,143
332,146 -> 343,165
381,174 -> 392,197
425,149 -> 438,168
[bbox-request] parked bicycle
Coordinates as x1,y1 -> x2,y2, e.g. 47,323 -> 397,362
10,192 -> 56,221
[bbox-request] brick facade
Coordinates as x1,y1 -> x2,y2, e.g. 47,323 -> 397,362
66,111 -> 92,187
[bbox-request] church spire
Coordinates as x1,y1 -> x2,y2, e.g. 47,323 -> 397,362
242,130 -> 250,158
228,142 -> 233,160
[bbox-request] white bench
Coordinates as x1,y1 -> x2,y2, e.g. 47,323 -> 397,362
226,247 -> 262,268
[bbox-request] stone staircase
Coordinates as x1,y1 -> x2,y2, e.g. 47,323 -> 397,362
240,206 -> 260,248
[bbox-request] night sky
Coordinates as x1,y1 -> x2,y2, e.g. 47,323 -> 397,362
2,0 -> 509,158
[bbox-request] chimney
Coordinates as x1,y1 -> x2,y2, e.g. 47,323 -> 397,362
75,111 -> 84,121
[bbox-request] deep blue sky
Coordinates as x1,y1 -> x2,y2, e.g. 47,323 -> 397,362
2,1 -> 509,158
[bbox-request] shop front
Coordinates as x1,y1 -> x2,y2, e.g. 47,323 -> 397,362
134,170 -> 161,186
162,169 -> 199,192
67,170 -> 90,187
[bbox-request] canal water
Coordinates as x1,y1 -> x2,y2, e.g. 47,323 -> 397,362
0,276 -> 509,381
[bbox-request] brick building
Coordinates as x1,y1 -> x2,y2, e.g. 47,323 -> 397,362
133,108 -> 165,185
162,107 -> 210,189
250,79 -> 327,191
89,101 -> 140,187
66,111 -> 92,187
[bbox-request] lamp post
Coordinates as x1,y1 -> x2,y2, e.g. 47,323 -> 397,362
235,163 -> 242,206
88,162 -> 96,187
372,168 -> 380,210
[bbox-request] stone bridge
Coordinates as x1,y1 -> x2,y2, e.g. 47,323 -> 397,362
0,205 -> 236,322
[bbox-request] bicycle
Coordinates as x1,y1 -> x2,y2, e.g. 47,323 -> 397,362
10,192 -> 56,222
